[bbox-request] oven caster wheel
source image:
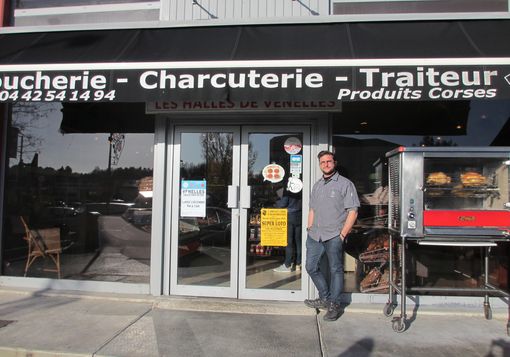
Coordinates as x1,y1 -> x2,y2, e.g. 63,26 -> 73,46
392,318 -> 406,333
383,303 -> 395,317
484,304 -> 492,320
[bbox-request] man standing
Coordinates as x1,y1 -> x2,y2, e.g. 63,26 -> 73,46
304,150 -> 359,321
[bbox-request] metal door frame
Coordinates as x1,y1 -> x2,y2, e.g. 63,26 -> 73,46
168,122 -> 312,301
169,125 -> 241,298
238,125 -> 311,301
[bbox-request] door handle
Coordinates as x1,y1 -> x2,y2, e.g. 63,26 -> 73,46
227,185 -> 238,208
240,186 -> 251,209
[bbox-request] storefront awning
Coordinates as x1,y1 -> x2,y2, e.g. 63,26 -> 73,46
0,19 -> 510,104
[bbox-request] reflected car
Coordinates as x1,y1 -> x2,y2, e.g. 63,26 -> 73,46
98,194 -> 231,261
193,207 -> 232,246
79,201 -> 134,216
38,201 -> 79,227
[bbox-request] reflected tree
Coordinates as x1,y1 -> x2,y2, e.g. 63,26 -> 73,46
200,133 -> 233,187
10,103 -> 59,164
199,132 -> 258,181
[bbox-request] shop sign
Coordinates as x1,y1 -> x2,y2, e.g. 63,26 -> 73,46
260,208 -> 288,247
284,137 -> 302,155
1,64 -> 510,103
146,100 -> 340,112
180,180 -> 206,217
287,176 -> 303,193
289,154 -> 302,176
262,164 -> 285,183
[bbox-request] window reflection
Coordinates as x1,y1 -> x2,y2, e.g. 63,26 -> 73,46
3,103 -> 154,284
177,132 -> 233,287
337,99 -> 510,295
246,133 -> 303,290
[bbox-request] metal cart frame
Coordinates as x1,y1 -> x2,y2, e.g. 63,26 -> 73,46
384,232 -> 510,333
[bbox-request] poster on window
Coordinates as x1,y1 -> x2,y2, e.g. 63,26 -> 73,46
260,208 -> 288,246
180,180 -> 207,217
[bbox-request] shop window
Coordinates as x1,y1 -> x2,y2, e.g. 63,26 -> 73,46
2,102 -> 154,284
335,99 -> 510,295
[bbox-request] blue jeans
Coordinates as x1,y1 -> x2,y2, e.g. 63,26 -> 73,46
284,212 -> 302,267
305,235 -> 344,305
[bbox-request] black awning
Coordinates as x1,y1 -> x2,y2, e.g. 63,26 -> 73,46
0,19 -> 509,103
2,20 -> 510,64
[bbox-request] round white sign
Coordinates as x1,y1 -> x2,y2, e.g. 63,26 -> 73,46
262,164 -> 285,183
287,176 -> 303,193
284,137 -> 302,155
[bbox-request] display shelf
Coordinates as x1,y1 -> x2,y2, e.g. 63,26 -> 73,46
424,184 -> 500,198
358,232 -> 398,294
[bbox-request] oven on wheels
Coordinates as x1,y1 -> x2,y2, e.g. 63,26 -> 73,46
384,146 -> 510,333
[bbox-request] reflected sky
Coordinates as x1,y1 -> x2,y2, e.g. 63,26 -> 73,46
8,100 -> 509,174
9,103 -> 154,173
180,132 -> 304,175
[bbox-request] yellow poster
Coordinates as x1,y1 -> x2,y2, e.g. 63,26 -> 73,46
260,208 -> 288,247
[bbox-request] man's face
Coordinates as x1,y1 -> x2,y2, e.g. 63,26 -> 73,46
319,154 -> 336,176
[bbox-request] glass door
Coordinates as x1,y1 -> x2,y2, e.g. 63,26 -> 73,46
170,126 -> 240,298
170,124 -> 309,301
239,126 -> 310,300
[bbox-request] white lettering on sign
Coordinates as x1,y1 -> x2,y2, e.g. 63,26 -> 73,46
0,65 -> 507,103
359,67 -> 498,88
139,68 -> 324,90
337,67 -> 501,101
0,71 -> 107,90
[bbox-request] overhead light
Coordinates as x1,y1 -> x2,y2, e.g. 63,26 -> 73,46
360,121 -> 368,125
456,125 -> 462,129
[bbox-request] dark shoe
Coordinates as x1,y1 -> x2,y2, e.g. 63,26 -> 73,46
304,298 -> 328,310
323,302 -> 343,321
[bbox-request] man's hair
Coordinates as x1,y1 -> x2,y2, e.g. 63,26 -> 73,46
317,150 -> 335,160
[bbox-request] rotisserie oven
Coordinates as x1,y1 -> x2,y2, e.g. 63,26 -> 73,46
386,147 -> 510,239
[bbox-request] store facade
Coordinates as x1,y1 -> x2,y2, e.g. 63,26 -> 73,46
0,20 -> 509,302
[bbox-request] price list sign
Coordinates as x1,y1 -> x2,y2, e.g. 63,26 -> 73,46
260,208 -> 288,247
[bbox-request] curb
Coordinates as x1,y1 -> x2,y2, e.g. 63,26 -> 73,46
154,296 -> 315,316
1,287 -> 507,320
0,347 -> 90,357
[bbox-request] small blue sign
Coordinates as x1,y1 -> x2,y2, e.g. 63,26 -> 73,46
290,155 -> 302,163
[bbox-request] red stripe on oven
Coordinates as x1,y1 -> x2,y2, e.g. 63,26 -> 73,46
424,210 -> 510,227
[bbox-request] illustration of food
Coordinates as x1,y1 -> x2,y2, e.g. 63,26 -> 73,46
262,164 -> 285,183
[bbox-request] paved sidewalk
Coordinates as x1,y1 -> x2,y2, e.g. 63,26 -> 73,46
0,287 -> 508,356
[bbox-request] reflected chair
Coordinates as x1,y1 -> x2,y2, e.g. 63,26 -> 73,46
20,216 -> 62,279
